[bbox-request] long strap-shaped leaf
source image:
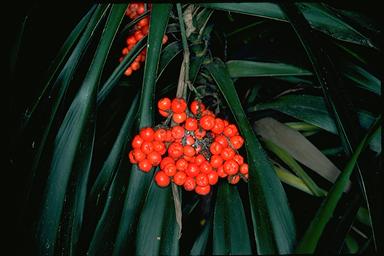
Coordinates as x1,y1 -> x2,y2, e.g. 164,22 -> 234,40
206,58 -> 296,254
35,5 -> 127,255
213,183 -> 252,255
280,3 -> 378,250
296,116 -> 381,253
112,4 -> 173,255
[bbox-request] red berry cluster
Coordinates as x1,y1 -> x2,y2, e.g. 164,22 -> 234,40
128,98 -> 249,195
120,3 -> 168,77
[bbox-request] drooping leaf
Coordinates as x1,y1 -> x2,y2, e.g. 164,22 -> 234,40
296,115 -> 381,253
213,182 -> 252,255
226,60 -> 312,78
35,4 -> 126,255
190,220 -> 211,255
112,4 -> 173,255
206,58 -> 296,254
341,62 -> 380,95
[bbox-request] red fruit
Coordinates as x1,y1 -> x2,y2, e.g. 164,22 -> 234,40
160,156 -> 175,169
132,149 -> 146,162
199,161 -> 212,174
137,5 -> 145,15
154,128 -> 167,142
130,3 -> 138,10
217,166 -> 227,178
194,128 -> 206,139
171,98 -> 187,113
214,135 -> 228,148
223,124 -> 238,137
171,126 -> 185,139
134,31 -> 144,41
158,97 -> 171,110
207,171 -> 219,185
190,100 -> 205,115
233,154 -> 244,165
211,118 -> 225,134
223,120 -> 229,127
195,145 -> 202,154
185,135 -> 195,146
239,163 -> 249,174
228,175 -> 240,184
163,163 -> 177,176
172,112 -> 187,124
209,142 -> 223,155
152,141 -> 166,155
162,34 -> 168,44
196,173 -> 209,187
165,130 -> 174,142
221,147 -> 235,160
128,150 -> 137,163
173,171 -> 187,185
183,145 -> 195,157
230,135 -> 244,149
131,61 -> 140,71
147,151 -> 162,166
132,135 -> 144,149
168,142 -> 184,159
202,110 -> 215,117
183,155 -> 195,162
140,141 -> 153,155
223,159 -> 239,175
184,177 -> 196,191
210,155 -> 223,168
176,158 -> 188,171
155,171 -> 170,187
126,36 -> 137,45
140,127 -> 155,141
159,109 -> 169,117
138,17 -> 149,27
124,67 -> 133,76
194,154 -> 206,165
138,159 -> 152,172
186,163 -> 200,177
185,118 -> 198,131
200,115 -> 215,130
141,25 -> 149,35
122,47 -> 128,55
195,185 -> 211,195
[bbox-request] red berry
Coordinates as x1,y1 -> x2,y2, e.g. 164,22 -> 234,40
131,61 -> 140,71
209,142 -> 223,155
211,118 -> 225,134
194,128 -> 206,139
214,135 -> 228,148
152,141 -> 166,155
137,6 -> 145,15
172,112 -> 187,124
199,161 -> 212,174
195,185 -> 211,195
162,34 -> 168,44
163,163 -> 177,176
185,118 -> 198,131
132,135 -> 144,149
128,150 -> 137,163
158,97 -> 171,110
171,98 -> 187,113
173,171 -> 187,185
155,171 -> 170,187
138,17 -> 149,27
160,156 -> 175,169
196,173 -> 209,187
217,166 -> 227,178
233,154 -> 244,165
140,127 -> 155,141
190,100 -> 205,115
221,147 -> 235,160
168,142 -> 184,159
200,115 -> 215,130
194,154 -> 206,165
176,158 -> 188,171
184,177 -> 196,191
183,155 -> 195,162
223,159 -> 239,175
230,135 -> 244,149
185,135 -> 195,146
159,109 -> 169,117
126,36 -> 137,45
154,128 -> 167,142
202,110 -> 215,117
141,25 -> 149,35
207,171 -> 219,185
183,145 -> 196,157
165,130 -> 174,142
124,67 -> 133,76
239,163 -> 249,174
135,31 -> 144,41
140,141 -> 154,155
210,155 -> 223,168
171,126 -> 185,139
147,151 -> 162,166
223,124 -> 238,137
228,175 -> 240,184
138,159 -> 152,172
186,163 -> 200,177
132,149 -> 146,162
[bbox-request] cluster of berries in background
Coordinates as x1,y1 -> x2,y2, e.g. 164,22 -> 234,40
120,3 -> 169,77
128,97 -> 249,195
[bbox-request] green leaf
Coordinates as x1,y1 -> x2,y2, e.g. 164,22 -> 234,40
274,164 -> 314,195
206,58 -> 296,254
213,183 -> 252,255
200,3 -> 376,48
345,235 -> 359,254
35,4 -> 126,255
250,94 -> 381,153
296,115 -> 381,253
341,63 -> 380,95
226,60 -> 312,78
190,220 -> 211,255
89,95 -> 139,209
135,181 -> 179,255
112,4 -> 173,255
157,40 -> 183,81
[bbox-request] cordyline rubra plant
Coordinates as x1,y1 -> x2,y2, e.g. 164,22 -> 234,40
8,2 -> 382,255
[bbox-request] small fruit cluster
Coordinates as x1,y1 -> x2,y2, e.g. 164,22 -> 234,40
128,98 -> 249,195
120,3 -> 168,77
